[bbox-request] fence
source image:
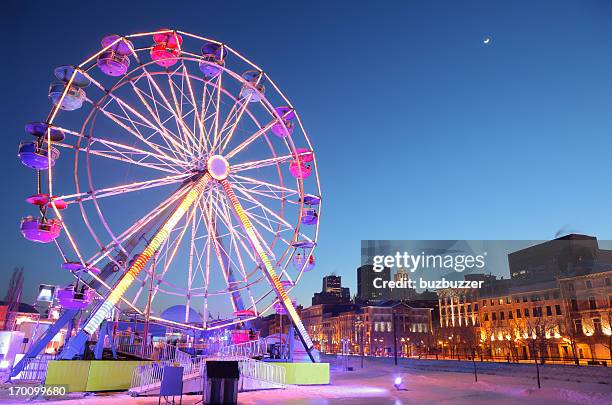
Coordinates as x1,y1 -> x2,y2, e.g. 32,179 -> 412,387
10,354 -> 55,382
217,338 -> 267,358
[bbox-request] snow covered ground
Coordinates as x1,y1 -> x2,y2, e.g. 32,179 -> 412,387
2,356 -> 611,404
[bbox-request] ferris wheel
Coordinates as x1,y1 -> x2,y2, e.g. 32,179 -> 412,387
17,29 -> 321,361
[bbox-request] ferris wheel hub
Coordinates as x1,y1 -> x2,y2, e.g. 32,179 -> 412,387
207,154 -> 230,180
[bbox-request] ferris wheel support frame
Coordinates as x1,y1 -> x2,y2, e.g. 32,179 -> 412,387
58,172 -> 212,359
220,179 -> 317,362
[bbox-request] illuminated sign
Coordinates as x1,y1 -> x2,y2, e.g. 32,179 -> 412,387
37,284 -> 55,303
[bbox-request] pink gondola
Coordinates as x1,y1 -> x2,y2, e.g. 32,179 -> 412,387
289,161 -> 311,178
26,194 -> 67,210
151,30 -> 182,67
293,148 -> 313,162
233,309 -> 257,319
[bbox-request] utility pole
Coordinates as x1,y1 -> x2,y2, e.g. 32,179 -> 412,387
393,310 -> 398,366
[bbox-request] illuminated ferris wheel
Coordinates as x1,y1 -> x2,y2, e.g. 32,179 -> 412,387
17,29 -> 320,359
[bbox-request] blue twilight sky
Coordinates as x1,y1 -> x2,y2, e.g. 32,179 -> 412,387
1,0 -> 612,309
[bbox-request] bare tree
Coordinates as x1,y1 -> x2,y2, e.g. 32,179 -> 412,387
3,267 -> 24,330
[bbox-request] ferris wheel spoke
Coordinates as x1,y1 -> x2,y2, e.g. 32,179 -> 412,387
224,118 -> 280,160
217,98 -> 250,153
180,60 -> 209,156
232,184 -> 295,230
197,197 -> 239,313
83,70 -> 192,162
56,126 -> 188,169
149,202 -> 199,305
54,142 -> 181,175
209,190 -> 258,274
98,99 -> 190,164
128,75 -> 196,160
57,173 -> 190,205
213,72 -> 223,148
139,67 -> 198,156
230,174 -> 299,202
86,185 -> 189,267
166,69 -> 200,157
230,153 -> 300,173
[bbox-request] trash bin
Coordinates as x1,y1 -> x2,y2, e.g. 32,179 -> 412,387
204,361 -> 240,404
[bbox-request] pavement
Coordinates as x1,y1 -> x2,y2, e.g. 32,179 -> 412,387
2,357 -> 611,404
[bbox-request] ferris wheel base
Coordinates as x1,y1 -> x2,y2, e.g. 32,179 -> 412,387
58,332 -> 89,360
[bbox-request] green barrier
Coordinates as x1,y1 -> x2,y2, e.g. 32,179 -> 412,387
273,362 -> 330,385
45,360 -> 91,392
44,360 -> 153,392
85,360 -> 152,391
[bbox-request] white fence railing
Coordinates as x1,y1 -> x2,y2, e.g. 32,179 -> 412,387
114,334 -> 186,362
217,338 -> 267,358
10,355 -> 55,382
238,357 -> 286,389
130,355 -> 286,395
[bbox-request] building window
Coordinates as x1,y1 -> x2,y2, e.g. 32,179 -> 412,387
574,319 -> 582,334
516,309 -> 522,318
508,311 -> 513,319
506,296 -> 511,304
534,307 -> 542,317
484,313 -> 489,321
474,303 -> 479,311
589,296 -> 597,310
500,311 -> 505,320
571,299 -> 578,311
522,296 -> 528,302
482,299 -> 486,307
491,299 -> 495,306
555,305 -> 562,315
524,308 -> 530,317
498,298 -> 503,305
546,306 -> 552,316
585,280 -> 593,289
593,318 -> 601,334
387,322 -> 392,332
492,312 -> 497,321
514,296 -> 520,303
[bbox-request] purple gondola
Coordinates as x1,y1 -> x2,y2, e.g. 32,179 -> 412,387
18,141 -> 59,170
57,285 -> 94,310
20,216 -> 62,243
97,35 -> 133,76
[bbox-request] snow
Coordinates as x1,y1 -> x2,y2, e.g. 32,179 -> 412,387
2,356 -> 611,404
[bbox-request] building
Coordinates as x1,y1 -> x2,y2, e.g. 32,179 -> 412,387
391,268 -> 417,301
312,274 -> 351,305
302,300 -> 433,356
357,264 -> 391,302
437,235 -> 612,363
